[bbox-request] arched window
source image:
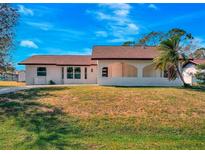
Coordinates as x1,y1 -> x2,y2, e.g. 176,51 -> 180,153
102,67 -> 108,77
107,62 -> 137,78
143,64 -> 157,77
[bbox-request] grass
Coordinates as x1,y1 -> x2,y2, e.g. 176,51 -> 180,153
0,86 -> 205,149
0,81 -> 25,88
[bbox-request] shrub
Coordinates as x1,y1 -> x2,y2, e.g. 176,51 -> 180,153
195,64 -> 205,85
49,80 -> 56,85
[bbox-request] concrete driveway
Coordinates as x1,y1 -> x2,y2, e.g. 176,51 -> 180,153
0,84 -> 97,95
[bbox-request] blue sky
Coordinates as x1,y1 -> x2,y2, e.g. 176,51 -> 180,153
12,3 -> 205,70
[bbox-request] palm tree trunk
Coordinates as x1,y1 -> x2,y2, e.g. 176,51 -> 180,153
175,65 -> 186,86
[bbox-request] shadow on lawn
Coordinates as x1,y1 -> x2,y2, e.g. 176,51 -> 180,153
0,87 -> 87,149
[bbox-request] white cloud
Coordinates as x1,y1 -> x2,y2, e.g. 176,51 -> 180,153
192,37 -> 205,48
99,3 -> 131,11
83,48 -> 92,54
87,3 -> 139,43
127,23 -> 139,34
20,40 -> 38,49
18,5 -> 34,16
26,22 -> 53,31
96,31 -> 108,37
114,9 -> 129,17
108,37 -> 134,43
148,4 -> 158,10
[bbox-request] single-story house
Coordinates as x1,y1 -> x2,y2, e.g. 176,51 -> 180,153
19,46 -> 184,86
182,59 -> 205,85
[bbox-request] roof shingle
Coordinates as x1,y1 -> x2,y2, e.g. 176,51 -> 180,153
19,55 -> 97,66
91,46 -> 160,60
191,59 -> 205,65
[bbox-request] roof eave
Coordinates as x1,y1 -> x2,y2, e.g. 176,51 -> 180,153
91,58 -> 154,60
18,63 -> 97,66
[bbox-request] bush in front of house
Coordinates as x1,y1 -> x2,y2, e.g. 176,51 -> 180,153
49,80 -> 56,85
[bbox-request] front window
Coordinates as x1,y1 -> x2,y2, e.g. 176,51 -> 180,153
67,66 -> 81,79
37,67 -> 46,76
74,67 -> 81,79
102,67 -> 108,77
67,67 -> 73,79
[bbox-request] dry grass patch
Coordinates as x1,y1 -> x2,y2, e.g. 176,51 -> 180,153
0,81 -> 25,88
37,87 -> 205,120
0,86 -> 205,149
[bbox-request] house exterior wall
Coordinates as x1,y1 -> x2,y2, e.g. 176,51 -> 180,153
25,65 -> 62,85
25,65 -> 97,85
63,65 -> 97,84
108,62 -> 137,77
97,60 -> 183,86
24,60 -> 184,86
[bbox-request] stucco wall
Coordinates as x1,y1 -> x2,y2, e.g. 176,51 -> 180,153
25,65 -> 62,85
108,62 -> 137,77
97,60 -> 183,86
25,65 -> 97,85
63,65 -> 97,84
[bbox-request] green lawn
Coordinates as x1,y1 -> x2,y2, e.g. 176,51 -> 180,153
0,86 -> 205,149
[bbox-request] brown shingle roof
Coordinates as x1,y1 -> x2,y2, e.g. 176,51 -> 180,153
92,46 -> 160,60
19,55 -> 97,66
191,59 -> 205,65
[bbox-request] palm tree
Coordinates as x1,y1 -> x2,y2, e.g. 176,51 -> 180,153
154,36 -> 188,86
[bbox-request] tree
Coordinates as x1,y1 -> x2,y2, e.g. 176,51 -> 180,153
123,28 -> 195,86
154,36 -> 188,86
195,64 -> 205,85
153,29 -> 194,86
122,41 -> 135,46
136,31 -> 165,46
193,48 -> 205,59
0,4 -> 19,73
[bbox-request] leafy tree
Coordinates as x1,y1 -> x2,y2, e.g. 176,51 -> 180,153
153,29 -> 194,86
136,28 -> 193,46
136,31 -> 165,46
154,36 -> 189,86
193,48 -> 205,59
0,4 -> 19,73
195,64 -> 205,85
122,41 -> 135,46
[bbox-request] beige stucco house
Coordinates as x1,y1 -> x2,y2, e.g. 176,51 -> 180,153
19,46 -> 184,86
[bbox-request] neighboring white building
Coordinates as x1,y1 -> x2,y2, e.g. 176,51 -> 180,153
19,46 -> 185,86
18,71 -> 26,82
182,59 -> 205,85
